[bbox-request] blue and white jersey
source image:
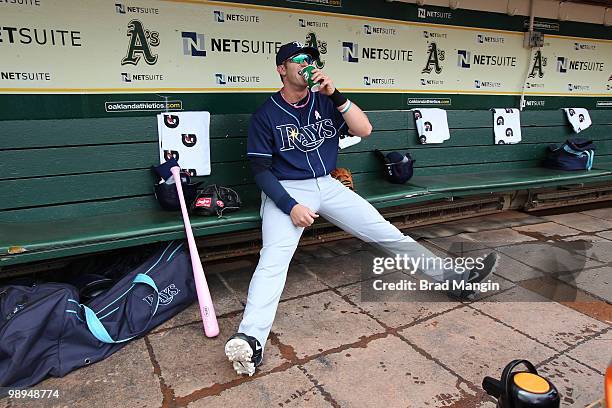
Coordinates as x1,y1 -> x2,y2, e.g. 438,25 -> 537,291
247,90 -> 347,180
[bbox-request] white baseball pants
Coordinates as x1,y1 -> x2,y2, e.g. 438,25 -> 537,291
238,175 -> 463,351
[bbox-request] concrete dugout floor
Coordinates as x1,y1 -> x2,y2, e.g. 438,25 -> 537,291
3,209 -> 611,408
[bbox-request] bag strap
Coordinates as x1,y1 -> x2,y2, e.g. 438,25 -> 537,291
563,145 -> 588,157
567,139 -> 594,151
585,150 -> 595,170
83,273 -> 159,344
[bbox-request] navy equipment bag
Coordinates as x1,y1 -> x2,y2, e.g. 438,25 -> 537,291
542,138 -> 595,171
0,241 -> 197,389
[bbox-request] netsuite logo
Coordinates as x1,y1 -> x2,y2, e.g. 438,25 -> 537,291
299,18 -> 328,28
418,7 -> 452,19
557,57 -> 604,73
5,0 -> 40,6
574,42 -> 596,51
457,50 -> 516,68
420,78 -> 443,86
213,10 -> 260,23
568,83 -> 590,92
342,42 -> 359,63
477,34 -> 504,44
423,30 -> 447,39
182,32 -> 206,57
121,72 -> 163,82
557,57 -> 568,73
363,24 -> 396,35
525,82 -> 544,89
457,50 -> 471,68
178,34 -> 280,56
342,42 -> 412,63
363,76 -> 395,86
215,73 -> 260,85
115,3 -> 160,14
525,100 -> 545,107
0,26 -> 82,47
475,80 -> 501,88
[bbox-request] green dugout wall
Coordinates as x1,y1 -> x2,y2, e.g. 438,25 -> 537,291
0,0 -> 611,120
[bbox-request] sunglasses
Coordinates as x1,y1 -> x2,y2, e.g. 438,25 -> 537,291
289,54 -> 314,64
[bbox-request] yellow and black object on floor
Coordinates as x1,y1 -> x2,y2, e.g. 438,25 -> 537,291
483,360 -> 560,408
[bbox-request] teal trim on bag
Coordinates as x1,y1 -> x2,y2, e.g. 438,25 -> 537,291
561,145 -> 594,170
585,150 -> 594,170
166,241 -> 184,262
98,307 -> 119,321
65,310 -> 84,323
132,274 -> 160,318
83,273 -> 159,344
94,241 -> 173,315
563,145 -> 586,156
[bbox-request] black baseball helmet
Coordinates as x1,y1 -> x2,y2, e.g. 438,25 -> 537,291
153,172 -> 200,210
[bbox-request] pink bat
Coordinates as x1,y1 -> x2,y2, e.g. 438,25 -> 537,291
170,166 -> 219,337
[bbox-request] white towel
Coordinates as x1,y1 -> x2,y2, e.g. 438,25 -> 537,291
411,108 -> 450,144
157,111 -> 211,176
492,108 -> 522,145
563,108 -> 592,133
338,134 -> 362,150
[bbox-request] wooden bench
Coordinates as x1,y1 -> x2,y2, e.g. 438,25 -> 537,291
2,109 -> 611,269
0,116 -> 262,267
341,109 -> 612,195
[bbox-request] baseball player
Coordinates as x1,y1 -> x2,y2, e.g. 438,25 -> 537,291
224,42 -> 498,376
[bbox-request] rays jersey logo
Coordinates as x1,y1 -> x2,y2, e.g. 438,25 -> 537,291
143,283 -> 180,306
277,119 -> 337,152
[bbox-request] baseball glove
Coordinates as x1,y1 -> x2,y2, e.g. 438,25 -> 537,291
330,168 -> 354,191
190,184 -> 242,217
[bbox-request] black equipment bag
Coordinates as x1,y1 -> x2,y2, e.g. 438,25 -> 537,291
0,241 -> 196,389
542,138 -> 595,171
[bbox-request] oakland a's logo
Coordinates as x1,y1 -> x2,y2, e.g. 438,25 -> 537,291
277,119 -> 337,152
164,150 -> 179,161
182,134 -> 197,147
121,20 -> 160,66
528,50 -> 547,79
164,114 -> 180,128
305,32 -> 326,69
422,42 -> 445,74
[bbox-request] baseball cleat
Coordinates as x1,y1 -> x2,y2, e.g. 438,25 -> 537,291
224,333 -> 262,376
449,252 -> 499,301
